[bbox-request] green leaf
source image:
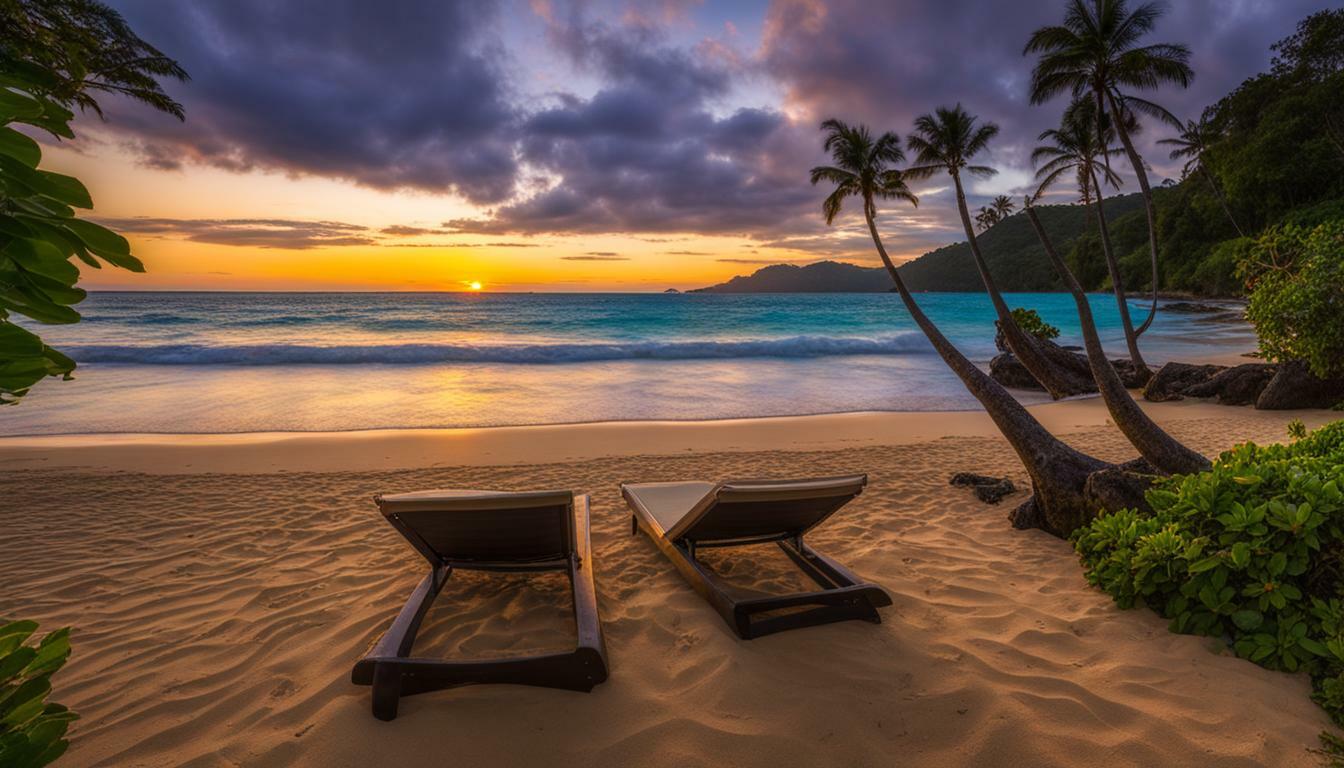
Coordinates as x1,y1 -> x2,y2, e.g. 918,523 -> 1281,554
0,88 -> 44,122
61,220 -> 141,272
1231,542 -> 1251,568
0,127 -> 41,168
1232,609 -> 1264,631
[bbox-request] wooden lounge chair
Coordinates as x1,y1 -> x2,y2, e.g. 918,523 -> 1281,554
620,474 -> 892,640
352,489 -> 609,720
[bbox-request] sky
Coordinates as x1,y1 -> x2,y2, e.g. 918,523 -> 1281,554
42,0 -> 1332,292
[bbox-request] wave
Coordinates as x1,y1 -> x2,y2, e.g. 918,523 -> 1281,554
65,333 -> 934,365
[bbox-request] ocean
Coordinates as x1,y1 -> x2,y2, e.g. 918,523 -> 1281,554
1,291 -> 1256,435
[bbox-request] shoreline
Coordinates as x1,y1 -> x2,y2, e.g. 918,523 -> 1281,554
4,397 -> 1334,475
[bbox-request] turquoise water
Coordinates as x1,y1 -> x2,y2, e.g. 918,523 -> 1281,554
1,291 -> 1255,434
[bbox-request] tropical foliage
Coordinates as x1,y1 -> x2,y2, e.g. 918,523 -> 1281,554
0,0 -> 185,403
1240,222 -> 1344,379
0,621 -> 76,768
1073,420 -> 1344,723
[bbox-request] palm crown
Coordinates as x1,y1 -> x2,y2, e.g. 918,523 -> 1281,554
904,104 -> 999,182
1032,98 -> 1124,202
1024,0 -> 1192,124
809,118 -> 918,224
1158,115 -> 1219,179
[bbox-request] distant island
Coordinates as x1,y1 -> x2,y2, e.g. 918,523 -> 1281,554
693,194 -> 1149,294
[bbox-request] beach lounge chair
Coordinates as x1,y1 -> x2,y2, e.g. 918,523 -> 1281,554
620,474 -> 891,640
352,489 -> 609,720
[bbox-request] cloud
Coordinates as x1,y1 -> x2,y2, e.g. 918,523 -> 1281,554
665,250 -> 711,255
561,254 -> 630,261
96,217 -> 376,249
98,0 -> 520,203
380,225 -> 442,237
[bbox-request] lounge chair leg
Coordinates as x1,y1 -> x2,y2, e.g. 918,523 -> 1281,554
371,662 -> 402,721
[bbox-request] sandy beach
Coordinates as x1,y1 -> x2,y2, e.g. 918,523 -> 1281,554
1,400 -> 1338,767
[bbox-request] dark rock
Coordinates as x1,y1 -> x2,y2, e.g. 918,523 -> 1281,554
1162,301 -> 1225,313
950,472 -> 1017,504
1110,358 -> 1153,389
1256,360 -> 1344,410
1143,362 -> 1227,402
1084,465 -> 1159,516
1184,363 -> 1276,405
990,339 -> 1148,393
1008,494 -> 1043,530
989,352 -> 1047,390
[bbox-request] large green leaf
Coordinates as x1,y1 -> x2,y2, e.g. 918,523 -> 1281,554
4,239 -> 79,284
62,219 -> 142,272
0,88 -> 44,122
0,127 -> 41,168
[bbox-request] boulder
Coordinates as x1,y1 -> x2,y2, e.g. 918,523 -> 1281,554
990,341 -> 1149,393
949,472 -> 1017,504
1184,363 -> 1276,406
1162,301 -> 1226,313
1084,461 -> 1159,516
1143,362 -> 1227,402
1256,360 -> 1344,410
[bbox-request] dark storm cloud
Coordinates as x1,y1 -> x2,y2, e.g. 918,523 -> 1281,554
97,218 -> 377,249
101,0 -> 519,203
444,9 -> 817,236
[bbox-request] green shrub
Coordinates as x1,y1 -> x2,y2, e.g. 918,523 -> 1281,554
0,621 -> 76,767
1073,420 -> 1344,723
1239,221 -> 1344,379
1009,307 -> 1061,341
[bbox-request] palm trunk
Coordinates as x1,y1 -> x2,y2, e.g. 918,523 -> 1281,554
1026,204 -> 1210,475
1198,164 -> 1244,238
1105,91 -> 1159,337
950,172 -> 1089,399
864,210 -> 1109,535
1088,168 -> 1151,381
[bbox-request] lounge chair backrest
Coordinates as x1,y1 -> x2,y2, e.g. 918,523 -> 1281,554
376,489 -> 576,566
667,474 -> 867,543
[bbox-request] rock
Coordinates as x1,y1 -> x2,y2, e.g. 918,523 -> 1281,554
990,340 -> 1148,393
1084,464 -> 1159,516
1256,360 -> 1344,410
1144,362 -> 1227,402
1110,358 -> 1153,389
1008,495 -> 1042,530
1184,363 -> 1275,405
1162,301 -> 1226,313
989,353 -> 1046,390
950,472 -> 1017,504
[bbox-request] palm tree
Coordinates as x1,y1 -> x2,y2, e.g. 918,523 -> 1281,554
1033,98 -> 1151,380
810,118 -> 1110,535
1024,196 -> 1209,474
1025,0 -> 1194,336
1159,114 -> 1245,236
990,195 -> 1015,221
905,104 -> 1091,399
975,206 -> 999,232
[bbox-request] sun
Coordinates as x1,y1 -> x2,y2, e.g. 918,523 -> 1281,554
466,281 -> 483,291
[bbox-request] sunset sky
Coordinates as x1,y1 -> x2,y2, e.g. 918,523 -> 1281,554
44,0 -> 1326,292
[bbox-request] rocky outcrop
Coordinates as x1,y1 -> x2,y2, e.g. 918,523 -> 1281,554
1162,302 -> 1226,313
1143,362 -> 1227,401
1084,459 -> 1160,515
989,338 -> 1148,393
949,472 -> 1017,504
1256,360 -> 1344,410
1184,363 -> 1277,405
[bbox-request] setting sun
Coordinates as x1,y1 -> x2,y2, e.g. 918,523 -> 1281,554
467,281 -> 482,291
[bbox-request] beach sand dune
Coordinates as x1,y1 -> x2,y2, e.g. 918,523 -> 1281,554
0,410 -> 1333,767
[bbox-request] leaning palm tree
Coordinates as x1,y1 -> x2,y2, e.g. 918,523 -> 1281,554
905,104 -> 1090,399
810,118 -> 1111,535
1024,195 -> 1209,474
990,195 -> 1016,221
1033,98 -> 1151,380
1025,0 -> 1194,337
1159,114 -> 1244,236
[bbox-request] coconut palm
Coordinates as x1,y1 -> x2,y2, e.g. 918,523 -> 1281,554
1159,114 -> 1244,236
905,104 -> 1091,399
975,206 -> 999,231
1025,0 -> 1194,336
810,118 -> 1110,535
990,195 -> 1016,221
1033,99 -> 1151,379
1024,196 -> 1209,474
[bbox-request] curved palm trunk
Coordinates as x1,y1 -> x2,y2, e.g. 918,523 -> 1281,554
950,172 -> 1089,399
864,210 -> 1109,535
1105,91 -> 1159,337
1088,168 -> 1151,380
1026,204 -> 1210,475
1198,164 -> 1244,238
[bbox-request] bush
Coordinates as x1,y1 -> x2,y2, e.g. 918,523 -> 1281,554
1240,221 -> 1344,379
1073,420 -> 1344,723
1010,307 -> 1060,341
0,621 -> 77,767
